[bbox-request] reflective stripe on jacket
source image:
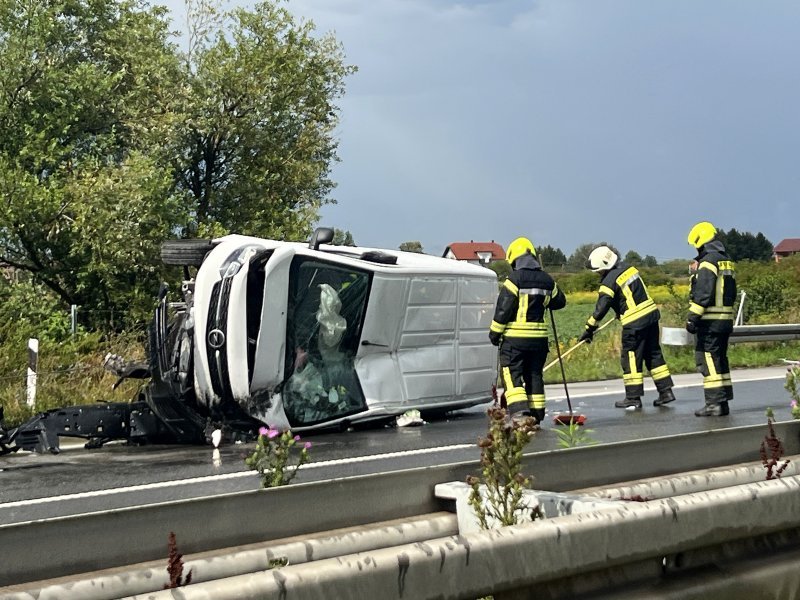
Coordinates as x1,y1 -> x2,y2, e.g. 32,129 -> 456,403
490,255 -> 566,340
588,263 -> 659,330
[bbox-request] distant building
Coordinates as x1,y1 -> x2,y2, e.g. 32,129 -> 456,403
442,241 -> 505,266
773,238 -> 800,262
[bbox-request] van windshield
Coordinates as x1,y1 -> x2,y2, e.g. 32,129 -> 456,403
283,258 -> 370,426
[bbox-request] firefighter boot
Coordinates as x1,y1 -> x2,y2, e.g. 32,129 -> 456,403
653,389 -> 676,407
694,401 -> 730,417
532,408 -> 546,425
614,397 -> 642,409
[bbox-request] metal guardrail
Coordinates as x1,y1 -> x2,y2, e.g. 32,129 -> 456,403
662,323 -> 800,346
730,323 -> 800,343
1,420 -> 799,589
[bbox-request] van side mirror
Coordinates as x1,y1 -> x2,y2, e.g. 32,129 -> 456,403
309,227 -> 335,250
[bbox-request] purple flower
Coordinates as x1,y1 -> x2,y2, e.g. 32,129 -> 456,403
258,426 -> 269,436
266,427 -> 281,439
792,400 -> 798,408
304,442 -> 312,450
294,435 -> 301,442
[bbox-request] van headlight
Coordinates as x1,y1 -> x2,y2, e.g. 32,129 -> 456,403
219,246 -> 260,279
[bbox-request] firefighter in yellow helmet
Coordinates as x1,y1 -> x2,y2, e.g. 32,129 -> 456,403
686,222 -> 736,416
489,237 -> 566,424
579,245 -> 675,409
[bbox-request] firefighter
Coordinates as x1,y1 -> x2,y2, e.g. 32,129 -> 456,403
579,246 -> 675,409
686,222 -> 736,416
489,237 -> 566,424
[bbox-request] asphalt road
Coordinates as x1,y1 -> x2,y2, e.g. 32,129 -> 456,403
0,365 -> 794,525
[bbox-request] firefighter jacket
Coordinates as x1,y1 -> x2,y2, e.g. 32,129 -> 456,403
587,262 -> 659,331
689,240 -> 736,333
489,254 -> 566,347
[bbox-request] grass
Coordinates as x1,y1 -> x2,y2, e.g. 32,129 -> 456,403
544,291 -> 800,386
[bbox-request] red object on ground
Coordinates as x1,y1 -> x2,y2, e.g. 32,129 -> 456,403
553,414 -> 587,426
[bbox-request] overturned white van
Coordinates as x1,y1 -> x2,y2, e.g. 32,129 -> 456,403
2,228 -> 498,452
187,229 -> 498,431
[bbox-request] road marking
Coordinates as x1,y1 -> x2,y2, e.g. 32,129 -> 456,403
0,444 -> 476,509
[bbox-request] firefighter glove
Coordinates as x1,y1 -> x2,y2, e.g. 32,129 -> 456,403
489,331 -> 502,346
685,315 -> 700,335
578,325 -> 596,344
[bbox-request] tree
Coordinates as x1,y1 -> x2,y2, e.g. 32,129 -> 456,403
0,0 -> 187,328
487,260 -> 512,283
624,250 -> 643,266
716,229 -> 773,262
643,255 -> 658,268
332,229 -> 355,246
567,242 -> 621,271
399,241 -> 424,253
177,1 -> 356,241
537,245 -> 567,269
0,0 -> 355,329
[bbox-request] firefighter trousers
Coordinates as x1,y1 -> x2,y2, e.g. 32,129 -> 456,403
695,327 -> 733,404
620,322 -> 674,400
499,339 -> 548,417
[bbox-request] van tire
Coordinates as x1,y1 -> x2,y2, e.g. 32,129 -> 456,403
161,239 -> 216,267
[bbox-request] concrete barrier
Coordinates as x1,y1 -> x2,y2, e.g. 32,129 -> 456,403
119,475 -> 800,600
2,514 -> 457,600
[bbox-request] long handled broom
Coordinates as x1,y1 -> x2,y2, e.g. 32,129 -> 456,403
548,309 -> 584,426
543,318 -> 615,373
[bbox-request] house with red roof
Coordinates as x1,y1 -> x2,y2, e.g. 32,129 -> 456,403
442,241 -> 505,266
773,238 -> 800,262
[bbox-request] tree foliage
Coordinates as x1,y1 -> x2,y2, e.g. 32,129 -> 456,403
624,250 -> 643,266
567,242 -> 621,271
0,0 -> 187,328
0,0 -> 355,329
537,244 -> 566,269
716,228 -> 773,262
487,259 -> 511,283
399,241 -> 424,253
178,1 -> 356,240
332,228 -> 355,246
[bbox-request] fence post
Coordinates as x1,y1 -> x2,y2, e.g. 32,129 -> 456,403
26,337 -> 38,408
71,304 -> 78,336
735,290 -> 746,326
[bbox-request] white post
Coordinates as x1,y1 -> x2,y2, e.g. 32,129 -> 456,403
71,305 -> 77,335
26,337 -> 38,408
735,290 -> 746,326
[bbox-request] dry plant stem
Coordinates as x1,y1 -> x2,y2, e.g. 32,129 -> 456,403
761,417 -> 790,480
164,531 -> 193,589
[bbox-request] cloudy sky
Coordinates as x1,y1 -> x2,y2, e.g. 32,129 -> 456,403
160,0 -> 800,261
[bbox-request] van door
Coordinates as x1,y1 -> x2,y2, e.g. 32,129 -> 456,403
250,245 -> 296,394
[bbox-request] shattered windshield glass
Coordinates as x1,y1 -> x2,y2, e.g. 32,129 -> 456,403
283,258 -> 370,426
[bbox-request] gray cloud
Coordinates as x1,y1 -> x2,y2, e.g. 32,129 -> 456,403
161,0 -> 800,259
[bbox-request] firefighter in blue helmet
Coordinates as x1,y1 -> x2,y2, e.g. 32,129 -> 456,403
489,237 -> 566,424
579,246 -> 676,409
686,222 -> 736,416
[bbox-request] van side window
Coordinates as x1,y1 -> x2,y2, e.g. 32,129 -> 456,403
283,258 -> 370,426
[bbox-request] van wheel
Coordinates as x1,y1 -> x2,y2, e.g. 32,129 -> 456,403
161,239 -> 216,267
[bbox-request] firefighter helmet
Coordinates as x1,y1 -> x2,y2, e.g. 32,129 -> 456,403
687,221 -> 717,249
587,245 -> 618,272
506,237 -> 536,265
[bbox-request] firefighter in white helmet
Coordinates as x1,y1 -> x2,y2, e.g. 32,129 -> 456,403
686,222 -> 736,416
489,237 -> 566,424
579,245 -> 675,409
